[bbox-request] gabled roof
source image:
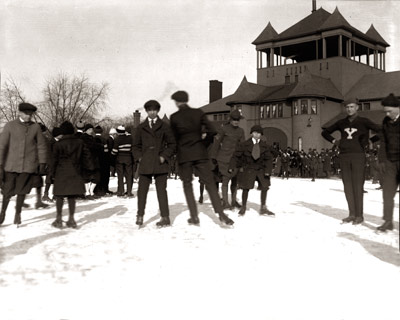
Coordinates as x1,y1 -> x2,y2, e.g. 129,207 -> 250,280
252,22 -> 278,45
366,24 -> 390,47
345,71 -> 400,101
318,7 -> 353,32
288,72 -> 343,101
257,84 -> 297,102
322,110 -> 386,129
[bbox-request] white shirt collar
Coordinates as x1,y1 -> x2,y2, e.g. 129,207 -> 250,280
252,138 -> 259,144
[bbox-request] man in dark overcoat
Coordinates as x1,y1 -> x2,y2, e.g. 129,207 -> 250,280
93,125 -> 109,197
169,90 -> 234,226
0,103 -> 47,226
229,125 -> 275,216
132,100 -> 176,227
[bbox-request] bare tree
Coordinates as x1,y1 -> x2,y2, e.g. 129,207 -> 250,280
0,77 -> 26,122
39,72 -> 109,128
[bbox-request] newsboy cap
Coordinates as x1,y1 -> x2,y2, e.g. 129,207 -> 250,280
381,93 -> 400,107
230,109 -> 243,120
144,100 -> 161,111
250,125 -> 263,134
343,97 -> 359,106
171,91 -> 189,103
18,102 -> 37,113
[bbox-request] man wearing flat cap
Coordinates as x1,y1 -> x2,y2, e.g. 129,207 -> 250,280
229,125 -> 275,216
376,93 -> 400,232
170,90 -> 234,226
322,98 -> 381,225
210,109 -> 245,209
0,102 -> 47,226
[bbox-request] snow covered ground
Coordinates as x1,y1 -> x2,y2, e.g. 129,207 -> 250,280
0,176 -> 399,320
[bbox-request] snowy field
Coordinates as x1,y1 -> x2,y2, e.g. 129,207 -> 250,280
0,176 -> 399,320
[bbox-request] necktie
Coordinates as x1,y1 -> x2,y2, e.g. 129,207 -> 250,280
252,140 -> 260,160
150,119 -> 155,128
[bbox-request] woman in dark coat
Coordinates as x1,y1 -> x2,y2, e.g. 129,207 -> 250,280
51,121 -> 93,228
229,125 -> 274,216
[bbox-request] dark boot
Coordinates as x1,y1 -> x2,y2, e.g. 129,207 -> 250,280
66,216 -> 77,228
0,197 -> 10,225
14,212 -> 21,225
218,212 -> 234,225
51,219 -> 63,229
377,221 -> 394,232
342,216 -> 356,223
42,193 -> 53,202
238,206 -> 246,216
352,217 -> 364,225
260,205 -> 275,216
36,201 -> 49,209
0,209 -> 5,225
188,216 -> 200,225
156,216 -> 170,227
136,215 -> 144,226
198,195 -> 203,204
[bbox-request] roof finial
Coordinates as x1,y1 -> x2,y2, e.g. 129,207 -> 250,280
312,0 -> 316,12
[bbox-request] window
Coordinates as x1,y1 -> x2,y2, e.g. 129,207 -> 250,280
278,103 -> 283,117
298,137 -> 303,151
213,114 -> 218,121
301,100 -> 308,114
295,75 -> 299,82
260,105 -> 265,119
272,104 -> 277,118
363,103 -> 370,111
293,101 -> 299,115
285,75 -> 290,84
218,114 -> 223,121
223,113 -> 229,121
311,100 -> 317,114
266,105 -> 271,118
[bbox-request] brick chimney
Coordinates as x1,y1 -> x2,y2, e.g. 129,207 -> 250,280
209,80 -> 222,103
312,0 -> 316,12
133,110 -> 141,128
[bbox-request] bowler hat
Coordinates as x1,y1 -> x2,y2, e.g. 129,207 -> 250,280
18,102 -> 37,113
144,100 -> 161,111
230,109 -> 243,120
250,125 -> 263,134
381,93 -> 400,107
171,91 -> 189,103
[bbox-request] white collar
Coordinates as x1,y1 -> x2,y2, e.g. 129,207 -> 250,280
252,138 -> 260,144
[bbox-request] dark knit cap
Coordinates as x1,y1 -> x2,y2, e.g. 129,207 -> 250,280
230,109 -> 243,120
144,100 -> 161,111
84,123 -> 94,132
18,102 -> 37,113
76,121 -> 85,130
250,125 -> 263,134
94,125 -> 103,134
116,125 -> 125,134
171,91 -> 189,103
59,121 -> 75,135
381,93 -> 400,107
52,127 -> 62,137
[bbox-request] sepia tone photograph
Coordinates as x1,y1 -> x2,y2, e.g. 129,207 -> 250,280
1,1 -> 399,319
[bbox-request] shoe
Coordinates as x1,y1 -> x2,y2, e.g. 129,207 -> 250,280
198,195 -> 203,204
218,212 -> 234,225
14,212 -> 21,225
117,193 -> 124,198
377,221 -> 394,232
106,190 -> 114,196
86,195 -> 95,200
188,216 -> 200,225
22,203 -> 30,208
363,190 -> 368,193
126,193 -> 135,198
66,219 -> 77,229
342,216 -> 356,223
238,206 -> 246,216
35,201 -> 49,209
51,219 -> 63,229
260,206 -> 275,216
136,215 -> 144,226
156,217 -> 170,227
0,210 -> 6,225
42,194 -> 53,202
231,201 -> 241,209
352,217 -> 364,225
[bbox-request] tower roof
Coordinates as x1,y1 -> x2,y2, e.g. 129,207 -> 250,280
365,24 -> 390,47
252,22 -> 279,45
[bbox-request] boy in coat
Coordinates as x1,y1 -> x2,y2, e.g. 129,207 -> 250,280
229,125 -> 275,216
132,100 -> 176,227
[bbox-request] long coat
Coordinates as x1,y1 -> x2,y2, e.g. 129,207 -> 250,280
170,104 -> 216,164
132,117 -> 176,175
51,135 -> 93,196
229,138 -> 274,190
0,119 -> 47,173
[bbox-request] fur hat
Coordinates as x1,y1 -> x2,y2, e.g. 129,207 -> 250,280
381,93 -> 400,107
18,102 -> 37,113
171,91 -> 189,103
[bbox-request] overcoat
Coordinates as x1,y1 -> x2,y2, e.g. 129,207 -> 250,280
132,117 -> 176,175
51,135 -> 93,196
170,104 -> 216,164
80,133 -> 102,182
229,138 -> 274,190
0,119 -> 47,173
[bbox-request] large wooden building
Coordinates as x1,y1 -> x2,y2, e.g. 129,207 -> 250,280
200,1 -> 400,151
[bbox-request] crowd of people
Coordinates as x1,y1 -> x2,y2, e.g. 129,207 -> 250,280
0,92 -> 398,233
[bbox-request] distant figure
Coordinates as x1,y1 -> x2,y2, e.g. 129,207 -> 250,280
0,103 -> 47,226
377,93 -> 400,232
322,98 -> 381,225
169,90 -> 234,226
51,121 -> 93,228
132,100 -> 176,227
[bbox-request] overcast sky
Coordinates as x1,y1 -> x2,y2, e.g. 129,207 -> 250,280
1,0 -> 399,119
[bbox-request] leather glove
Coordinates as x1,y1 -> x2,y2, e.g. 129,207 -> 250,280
39,163 -> 47,175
